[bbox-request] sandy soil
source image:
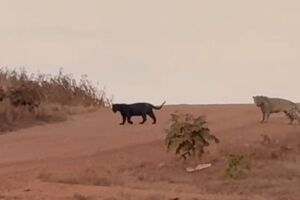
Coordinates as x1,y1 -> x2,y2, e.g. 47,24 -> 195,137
0,105 -> 299,200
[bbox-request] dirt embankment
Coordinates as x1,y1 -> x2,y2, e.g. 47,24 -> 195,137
0,105 -> 299,200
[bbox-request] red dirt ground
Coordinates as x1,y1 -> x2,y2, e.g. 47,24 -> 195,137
0,105 -> 299,200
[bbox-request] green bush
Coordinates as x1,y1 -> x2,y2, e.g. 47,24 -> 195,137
165,113 -> 219,160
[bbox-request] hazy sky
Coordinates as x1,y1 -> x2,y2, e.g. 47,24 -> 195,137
1,0 -> 300,104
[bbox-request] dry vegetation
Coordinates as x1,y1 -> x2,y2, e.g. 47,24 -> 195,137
0,67 -> 108,133
73,193 -> 94,200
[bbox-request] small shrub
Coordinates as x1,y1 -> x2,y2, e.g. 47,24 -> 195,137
225,154 -> 251,179
165,113 -> 219,160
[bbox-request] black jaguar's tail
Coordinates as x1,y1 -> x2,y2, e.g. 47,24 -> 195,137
152,101 -> 166,110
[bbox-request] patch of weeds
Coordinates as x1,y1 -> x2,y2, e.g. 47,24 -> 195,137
38,171 -> 53,182
225,154 -> 251,179
73,193 -> 94,200
39,168 -> 122,187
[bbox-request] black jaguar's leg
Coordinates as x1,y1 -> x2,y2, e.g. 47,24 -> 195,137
120,115 -> 126,125
148,111 -> 157,124
127,116 -> 133,124
140,114 -> 147,124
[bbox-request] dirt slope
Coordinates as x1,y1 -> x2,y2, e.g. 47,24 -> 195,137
0,105 -> 299,200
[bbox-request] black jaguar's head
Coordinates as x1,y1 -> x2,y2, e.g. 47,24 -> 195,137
112,104 -> 119,113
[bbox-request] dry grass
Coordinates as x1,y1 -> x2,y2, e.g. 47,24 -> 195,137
73,193 -> 95,200
145,194 -> 167,200
0,67 -> 109,133
36,135 -> 300,200
38,167 -> 123,187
